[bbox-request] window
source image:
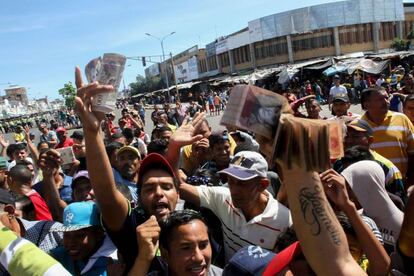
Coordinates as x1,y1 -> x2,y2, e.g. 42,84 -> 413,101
207,56 -> 217,70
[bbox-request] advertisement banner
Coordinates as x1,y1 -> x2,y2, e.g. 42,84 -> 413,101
174,56 -> 199,83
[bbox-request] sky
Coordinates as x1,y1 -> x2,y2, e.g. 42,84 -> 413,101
1,0 -> 413,100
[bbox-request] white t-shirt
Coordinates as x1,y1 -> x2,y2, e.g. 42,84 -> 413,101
341,160 -> 403,250
329,85 -> 347,97
196,186 -> 292,261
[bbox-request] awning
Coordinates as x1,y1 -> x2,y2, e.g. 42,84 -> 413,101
323,58 -> 389,76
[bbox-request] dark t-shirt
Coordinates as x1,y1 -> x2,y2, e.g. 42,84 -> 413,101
104,203 -> 165,274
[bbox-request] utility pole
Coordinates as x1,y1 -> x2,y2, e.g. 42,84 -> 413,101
170,52 -> 180,102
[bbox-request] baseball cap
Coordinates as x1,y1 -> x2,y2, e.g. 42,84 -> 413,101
334,74 -> 340,79
209,130 -> 230,146
223,245 -> 276,275
71,170 -> 90,189
70,130 -> 84,140
332,93 -> 350,103
0,157 -> 8,170
117,145 -> 141,159
137,153 -> 175,186
219,151 -> 268,181
347,119 -> 373,136
262,241 -> 302,275
53,202 -> 100,232
56,127 -> 66,133
111,129 -> 124,139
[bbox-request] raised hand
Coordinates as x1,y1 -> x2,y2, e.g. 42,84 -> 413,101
319,169 -> 353,210
23,125 -> 31,142
38,149 -> 61,176
136,216 -> 160,262
0,134 -> 9,148
169,112 -> 205,148
74,66 -> 113,133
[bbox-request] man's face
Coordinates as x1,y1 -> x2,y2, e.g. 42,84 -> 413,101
365,90 -> 389,116
140,169 -> 178,220
306,101 -> 321,119
404,100 -> 414,123
122,111 -> 129,118
159,114 -> 168,124
160,130 -> 172,141
344,128 -> 371,149
63,228 -> 102,261
57,131 -> 66,141
13,150 -> 27,161
40,127 -> 48,134
227,175 -> 261,209
212,141 -> 231,166
72,141 -> 86,159
195,121 -> 211,139
164,220 -> 212,276
334,78 -> 340,86
332,101 -> 350,117
117,151 -> 140,180
72,178 -> 93,202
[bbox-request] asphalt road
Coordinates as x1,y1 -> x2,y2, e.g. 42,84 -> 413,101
1,102 -> 364,147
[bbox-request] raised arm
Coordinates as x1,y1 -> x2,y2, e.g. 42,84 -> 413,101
0,135 -> 9,158
279,164 -> 365,275
23,126 -> 40,165
321,169 -> 390,275
38,149 -> 67,222
74,66 -> 128,231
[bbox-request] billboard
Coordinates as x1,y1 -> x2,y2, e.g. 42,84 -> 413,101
248,0 -> 404,40
174,56 -> 199,83
145,63 -> 160,78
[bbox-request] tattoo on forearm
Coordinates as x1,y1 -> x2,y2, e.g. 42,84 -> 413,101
299,186 -> 342,246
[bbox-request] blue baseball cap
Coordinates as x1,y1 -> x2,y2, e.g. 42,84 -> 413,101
54,202 -> 100,232
223,245 -> 275,275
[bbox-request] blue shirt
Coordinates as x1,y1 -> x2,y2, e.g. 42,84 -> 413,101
112,168 -> 138,203
51,247 -> 109,276
33,174 -> 73,204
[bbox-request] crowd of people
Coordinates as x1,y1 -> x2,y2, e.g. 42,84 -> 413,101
0,63 -> 413,276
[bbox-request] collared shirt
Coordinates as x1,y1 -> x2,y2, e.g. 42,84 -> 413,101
360,111 -> 414,176
196,186 -> 292,261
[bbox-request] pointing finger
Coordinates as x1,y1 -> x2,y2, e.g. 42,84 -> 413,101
75,66 -> 84,89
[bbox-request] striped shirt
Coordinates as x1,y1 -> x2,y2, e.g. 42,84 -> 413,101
360,111 -> 414,176
197,186 -> 292,261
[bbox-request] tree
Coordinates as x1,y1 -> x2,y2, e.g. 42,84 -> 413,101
391,38 -> 411,51
58,81 -> 77,109
129,74 -> 163,96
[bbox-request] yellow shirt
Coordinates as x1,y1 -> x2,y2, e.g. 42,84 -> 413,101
360,111 -> 414,176
14,132 -> 25,143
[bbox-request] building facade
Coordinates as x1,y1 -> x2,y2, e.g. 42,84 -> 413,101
196,0 -> 412,76
2,86 -> 29,106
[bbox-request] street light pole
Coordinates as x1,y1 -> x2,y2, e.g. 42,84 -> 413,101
145,32 -> 176,102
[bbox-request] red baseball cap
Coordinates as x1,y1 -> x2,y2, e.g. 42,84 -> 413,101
137,153 -> 175,186
56,127 -> 66,133
262,241 -> 302,276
